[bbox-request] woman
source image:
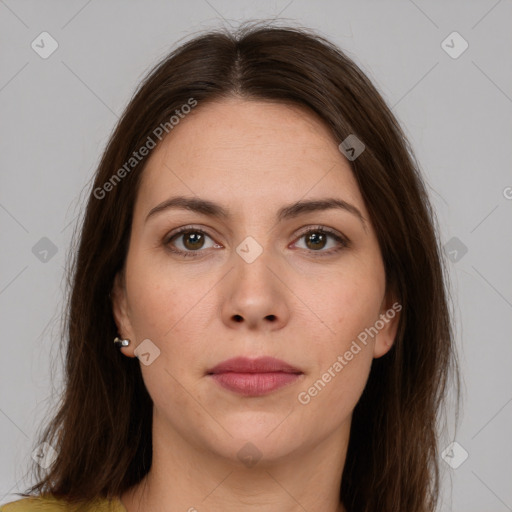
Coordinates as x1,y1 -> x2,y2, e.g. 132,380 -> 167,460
2,23 -> 458,512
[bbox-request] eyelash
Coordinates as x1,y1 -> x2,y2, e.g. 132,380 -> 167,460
163,225 -> 350,258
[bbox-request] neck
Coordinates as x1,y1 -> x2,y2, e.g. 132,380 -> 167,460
120,415 -> 350,512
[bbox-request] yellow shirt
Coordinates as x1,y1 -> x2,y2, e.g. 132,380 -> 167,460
0,495 -> 126,511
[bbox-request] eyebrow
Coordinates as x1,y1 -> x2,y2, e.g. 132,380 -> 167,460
146,196 -> 367,232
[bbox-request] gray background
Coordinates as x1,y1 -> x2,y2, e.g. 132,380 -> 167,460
1,1 -> 511,510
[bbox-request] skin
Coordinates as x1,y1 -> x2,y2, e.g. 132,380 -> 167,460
112,97 -> 400,512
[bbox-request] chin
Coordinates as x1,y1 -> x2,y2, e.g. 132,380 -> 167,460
206,414 -> 306,464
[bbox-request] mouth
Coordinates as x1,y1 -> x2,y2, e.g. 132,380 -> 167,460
207,356 -> 303,397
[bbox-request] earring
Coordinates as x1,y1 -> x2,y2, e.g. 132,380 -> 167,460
114,336 -> 130,349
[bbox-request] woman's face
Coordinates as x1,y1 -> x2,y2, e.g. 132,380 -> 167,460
113,97 -> 399,465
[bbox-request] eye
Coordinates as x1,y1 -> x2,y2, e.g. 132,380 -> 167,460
163,225 -> 349,259
292,226 -> 349,256
164,227 -> 221,257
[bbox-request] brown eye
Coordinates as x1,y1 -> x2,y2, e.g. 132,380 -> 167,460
164,228 -> 220,257
293,227 -> 349,256
181,231 -> 205,250
304,231 -> 328,250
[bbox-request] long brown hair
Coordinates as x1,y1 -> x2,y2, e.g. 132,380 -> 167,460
19,22 -> 458,512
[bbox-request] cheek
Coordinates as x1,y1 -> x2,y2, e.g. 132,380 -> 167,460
293,261 -> 383,412
297,267 -> 384,348
123,248 -> 193,335
126,280 -> 173,339
296,340 -> 374,423
124,253 -> 221,366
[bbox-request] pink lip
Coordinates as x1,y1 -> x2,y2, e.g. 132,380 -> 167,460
207,357 -> 303,397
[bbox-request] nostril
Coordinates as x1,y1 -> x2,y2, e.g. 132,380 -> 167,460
233,315 -> 243,322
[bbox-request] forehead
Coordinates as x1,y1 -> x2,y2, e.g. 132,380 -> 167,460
136,98 -> 367,219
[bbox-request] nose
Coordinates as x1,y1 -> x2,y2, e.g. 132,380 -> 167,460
220,243 -> 290,332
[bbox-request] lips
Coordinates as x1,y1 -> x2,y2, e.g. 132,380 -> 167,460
207,356 -> 303,397
208,356 -> 302,375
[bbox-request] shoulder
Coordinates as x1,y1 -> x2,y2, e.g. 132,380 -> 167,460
0,495 -> 126,512
0,496 -> 58,511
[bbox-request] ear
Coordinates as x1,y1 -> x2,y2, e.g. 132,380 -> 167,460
111,271 -> 136,358
373,292 -> 402,359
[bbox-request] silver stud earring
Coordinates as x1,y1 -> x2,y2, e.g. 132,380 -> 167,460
114,337 -> 131,349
